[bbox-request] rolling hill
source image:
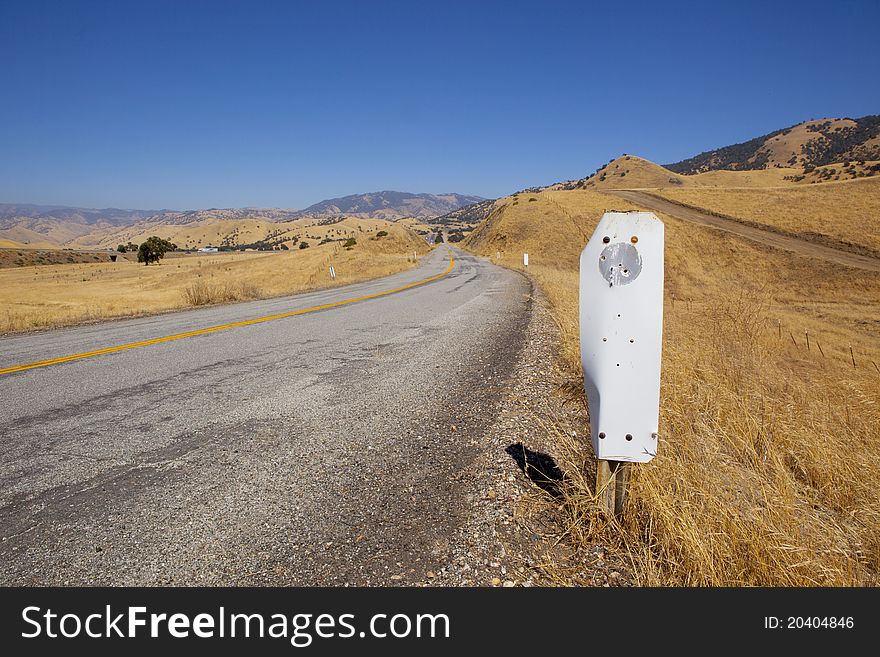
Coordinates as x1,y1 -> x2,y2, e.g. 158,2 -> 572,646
665,115 -> 880,173
292,191 -> 484,220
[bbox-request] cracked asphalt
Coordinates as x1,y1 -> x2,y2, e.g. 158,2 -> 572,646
0,247 -> 533,585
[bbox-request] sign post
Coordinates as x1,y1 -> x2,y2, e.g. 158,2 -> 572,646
523,253 -> 529,267
329,265 -> 336,280
579,211 -> 664,517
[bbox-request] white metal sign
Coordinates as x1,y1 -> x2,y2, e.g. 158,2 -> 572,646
523,253 -> 529,267
329,265 -> 336,280
579,211 -> 664,463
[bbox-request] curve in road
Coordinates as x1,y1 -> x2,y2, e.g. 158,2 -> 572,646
0,253 -> 455,377
0,247 -> 532,585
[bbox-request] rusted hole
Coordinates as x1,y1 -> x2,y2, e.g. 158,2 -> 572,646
631,235 -> 638,243
602,236 -> 610,243
625,434 -> 633,441
599,432 -> 606,439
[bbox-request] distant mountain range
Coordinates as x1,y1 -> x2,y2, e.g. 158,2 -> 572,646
0,203 -> 167,225
0,204 -> 171,246
0,192 -> 484,248
293,191 -> 484,220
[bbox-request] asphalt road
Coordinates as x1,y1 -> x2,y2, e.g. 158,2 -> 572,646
0,247 -> 532,585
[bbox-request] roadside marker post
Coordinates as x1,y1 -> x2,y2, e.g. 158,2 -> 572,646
329,265 -> 336,280
579,211 -> 664,517
523,253 -> 529,267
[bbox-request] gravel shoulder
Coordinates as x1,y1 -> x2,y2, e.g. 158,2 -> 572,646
427,274 -> 632,587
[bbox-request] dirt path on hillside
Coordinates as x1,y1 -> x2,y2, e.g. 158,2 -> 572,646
605,190 -> 880,273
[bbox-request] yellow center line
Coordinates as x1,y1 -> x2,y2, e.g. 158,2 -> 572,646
0,252 -> 455,377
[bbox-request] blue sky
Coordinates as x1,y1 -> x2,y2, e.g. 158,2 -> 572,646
1,0 -> 878,210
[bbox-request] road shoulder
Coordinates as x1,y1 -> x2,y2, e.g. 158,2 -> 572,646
428,276 -> 631,587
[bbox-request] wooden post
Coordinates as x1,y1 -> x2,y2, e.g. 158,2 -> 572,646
596,460 -> 629,518
614,462 -> 630,517
596,460 -> 616,517
850,345 -> 856,368
805,331 -> 810,351
789,331 -> 798,347
816,341 -> 825,358
777,320 -> 782,340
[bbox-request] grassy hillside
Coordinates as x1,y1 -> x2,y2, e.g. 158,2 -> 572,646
464,187 -> 880,585
0,224 -> 430,334
65,216 -> 399,251
666,115 -> 880,173
651,176 -> 880,254
576,154 -> 872,190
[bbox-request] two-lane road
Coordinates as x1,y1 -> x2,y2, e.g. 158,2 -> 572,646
0,247 -> 531,585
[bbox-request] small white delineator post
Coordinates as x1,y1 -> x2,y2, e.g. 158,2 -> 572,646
329,265 -> 336,280
523,253 -> 529,267
579,211 -> 664,516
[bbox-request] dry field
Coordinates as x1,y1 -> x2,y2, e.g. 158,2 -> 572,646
465,187 -> 880,585
0,224 -> 430,334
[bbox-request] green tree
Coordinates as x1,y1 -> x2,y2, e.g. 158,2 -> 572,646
117,244 -> 126,253
299,241 -> 310,249
343,238 -> 357,248
137,236 -> 176,265
375,230 -> 388,238
434,232 -> 444,244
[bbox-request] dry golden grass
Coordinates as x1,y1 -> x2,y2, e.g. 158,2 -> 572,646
0,224 -> 430,334
580,155 -> 804,190
650,176 -> 880,254
579,153 -> 880,193
67,215 -> 399,251
465,187 -> 880,585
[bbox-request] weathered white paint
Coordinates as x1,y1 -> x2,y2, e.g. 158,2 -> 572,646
579,211 -> 664,463
523,253 -> 529,267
